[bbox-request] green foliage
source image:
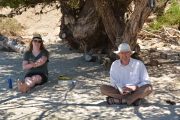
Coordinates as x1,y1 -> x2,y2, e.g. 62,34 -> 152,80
67,0 -> 81,9
0,17 -> 23,35
149,0 -> 180,30
0,0 -> 26,8
0,0 -> 56,8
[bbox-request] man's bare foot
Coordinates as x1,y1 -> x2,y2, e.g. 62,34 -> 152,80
17,81 -> 29,93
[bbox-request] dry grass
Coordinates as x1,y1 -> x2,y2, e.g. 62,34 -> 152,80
0,17 -> 24,36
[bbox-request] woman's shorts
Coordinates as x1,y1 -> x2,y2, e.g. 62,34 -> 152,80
25,72 -> 48,85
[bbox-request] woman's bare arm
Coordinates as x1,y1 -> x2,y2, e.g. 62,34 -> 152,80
33,56 -> 48,68
22,56 -> 48,70
22,61 -> 34,70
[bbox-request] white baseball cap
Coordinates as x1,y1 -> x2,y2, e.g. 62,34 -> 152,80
113,43 -> 131,54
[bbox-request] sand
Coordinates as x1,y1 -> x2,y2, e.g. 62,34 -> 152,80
0,41 -> 179,120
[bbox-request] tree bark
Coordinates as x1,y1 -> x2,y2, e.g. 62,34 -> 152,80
59,0 -> 153,55
93,0 -> 132,49
59,0 -> 109,52
121,0 -> 153,50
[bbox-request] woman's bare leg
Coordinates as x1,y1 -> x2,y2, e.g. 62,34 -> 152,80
18,75 -> 42,93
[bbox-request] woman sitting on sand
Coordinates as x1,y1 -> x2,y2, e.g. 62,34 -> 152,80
18,33 -> 49,93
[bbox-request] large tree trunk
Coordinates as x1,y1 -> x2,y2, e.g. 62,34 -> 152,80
93,0 -> 132,49
59,0 -> 109,53
121,0 -> 152,50
59,0 -> 153,55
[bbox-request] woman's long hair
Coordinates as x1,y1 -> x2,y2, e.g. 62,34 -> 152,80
28,40 -> 45,51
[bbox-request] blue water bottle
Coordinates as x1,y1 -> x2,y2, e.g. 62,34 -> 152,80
7,76 -> 13,89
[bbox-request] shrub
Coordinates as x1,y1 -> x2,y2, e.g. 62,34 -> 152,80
0,17 -> 24,36
149,0 -> 180,30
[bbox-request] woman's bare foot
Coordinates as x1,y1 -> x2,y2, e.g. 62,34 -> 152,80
17,81 -> 29,93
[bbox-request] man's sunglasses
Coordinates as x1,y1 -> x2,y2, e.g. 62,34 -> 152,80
33,40 -> 42,43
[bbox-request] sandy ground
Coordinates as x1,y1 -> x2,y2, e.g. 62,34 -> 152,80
12,3 -> 62,44
0,3 -> 180,120
0,41 -> 179,120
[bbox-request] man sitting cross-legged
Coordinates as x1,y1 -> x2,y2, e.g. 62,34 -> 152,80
100,43 -> 153,106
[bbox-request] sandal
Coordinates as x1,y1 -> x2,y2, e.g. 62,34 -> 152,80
132,98 -> 142,106
106,97 -> 125,105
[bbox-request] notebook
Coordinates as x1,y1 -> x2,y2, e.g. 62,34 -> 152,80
115,84 -> 123,94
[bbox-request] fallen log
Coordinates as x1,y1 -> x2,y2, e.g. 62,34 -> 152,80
145,59 -> 180,66
0,35 -> 26,53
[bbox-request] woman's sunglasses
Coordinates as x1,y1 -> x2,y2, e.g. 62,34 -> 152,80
33,39 -> 42,43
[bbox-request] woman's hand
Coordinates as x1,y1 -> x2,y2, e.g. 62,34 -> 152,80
33,57 -> 47,68
31,62 -> 36,68
23,61 -> 34,70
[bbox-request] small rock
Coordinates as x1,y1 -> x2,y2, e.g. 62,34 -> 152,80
165,100 -> 176,105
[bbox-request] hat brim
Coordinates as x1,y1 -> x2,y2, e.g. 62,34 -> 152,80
33,37 -> 42,40
113,50 -> 135,54
113,50 -> 120,54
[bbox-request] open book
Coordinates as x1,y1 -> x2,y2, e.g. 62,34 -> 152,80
115,84 -> 123,94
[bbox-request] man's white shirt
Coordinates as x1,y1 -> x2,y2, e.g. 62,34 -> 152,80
110,58 -> 150,88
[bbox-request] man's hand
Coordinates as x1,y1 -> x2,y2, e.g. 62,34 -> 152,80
122,85 -> 137,95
